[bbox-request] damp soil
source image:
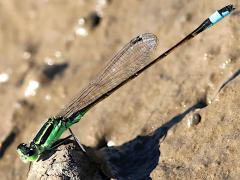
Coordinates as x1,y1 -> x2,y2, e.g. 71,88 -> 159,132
0,0 -> 239,179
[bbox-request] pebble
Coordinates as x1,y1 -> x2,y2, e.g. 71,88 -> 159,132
188,113 -> 201,127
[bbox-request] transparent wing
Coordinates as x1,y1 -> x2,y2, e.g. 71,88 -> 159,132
57,33 -> 158,119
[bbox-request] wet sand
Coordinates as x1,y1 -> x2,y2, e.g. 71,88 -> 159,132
0,0 -> 239,179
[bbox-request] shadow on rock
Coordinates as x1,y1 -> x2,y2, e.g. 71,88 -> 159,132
217,68 -> 240,93
88,101 -> 207,180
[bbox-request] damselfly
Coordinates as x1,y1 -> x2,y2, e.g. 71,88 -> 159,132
17,5 -> 235,162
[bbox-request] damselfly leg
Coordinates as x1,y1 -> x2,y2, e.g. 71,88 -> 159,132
69,128 -> 86,153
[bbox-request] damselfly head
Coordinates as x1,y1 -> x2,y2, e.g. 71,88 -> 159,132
17,143 -> 39,163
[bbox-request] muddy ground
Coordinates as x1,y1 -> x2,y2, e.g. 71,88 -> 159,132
0,0 -> 239,179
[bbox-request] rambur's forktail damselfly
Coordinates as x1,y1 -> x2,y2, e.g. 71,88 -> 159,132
17,5 -> 235,163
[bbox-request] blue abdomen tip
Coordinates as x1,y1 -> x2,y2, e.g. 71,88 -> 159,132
209,10 -> 230,25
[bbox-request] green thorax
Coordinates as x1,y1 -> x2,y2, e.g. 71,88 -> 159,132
32,111 -> 85,154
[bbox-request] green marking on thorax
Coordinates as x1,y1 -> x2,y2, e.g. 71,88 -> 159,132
32,110 -> 87,154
